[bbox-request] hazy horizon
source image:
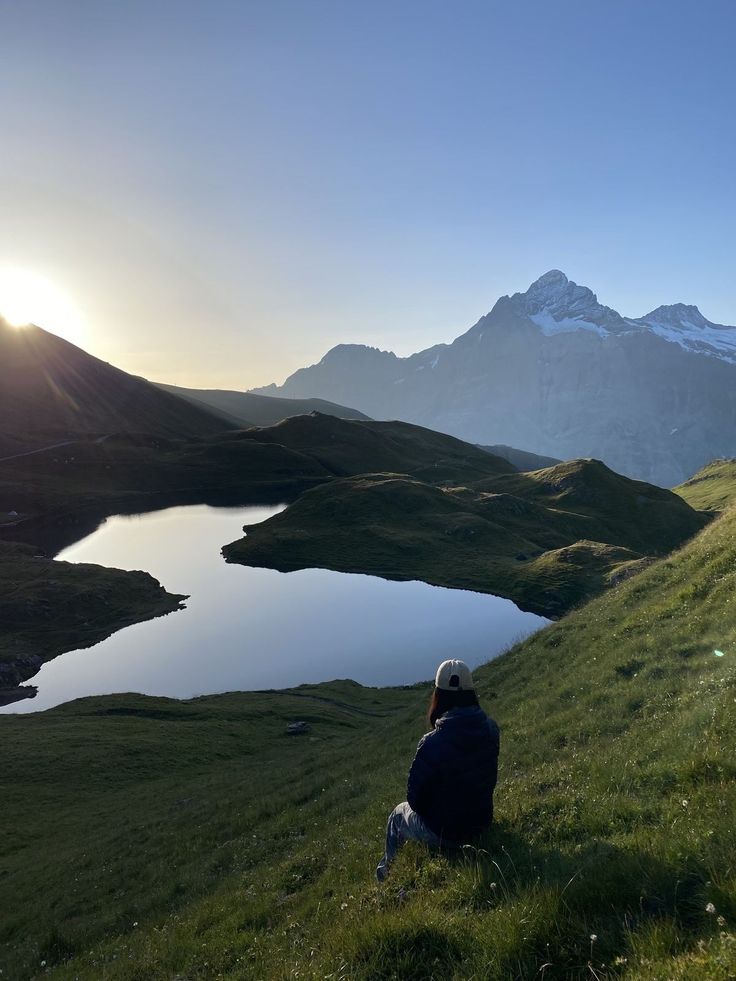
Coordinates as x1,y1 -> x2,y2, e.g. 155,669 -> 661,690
2,0 -> 735,390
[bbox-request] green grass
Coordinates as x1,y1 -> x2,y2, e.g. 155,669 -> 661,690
675,459 -> 736,511
2,507 -> 736,978
223,463 -> 708,617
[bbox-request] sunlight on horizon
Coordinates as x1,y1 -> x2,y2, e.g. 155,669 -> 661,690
0,266 -> 86,346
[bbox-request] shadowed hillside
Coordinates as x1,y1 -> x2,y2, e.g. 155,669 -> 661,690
156,382 -> 371,427
0,414 -> 514,530
2,506 -> 734,979
240,413 -> 516,481
0,318 -> 234,447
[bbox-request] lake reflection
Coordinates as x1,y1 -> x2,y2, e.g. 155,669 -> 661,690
3,504 -> 549,713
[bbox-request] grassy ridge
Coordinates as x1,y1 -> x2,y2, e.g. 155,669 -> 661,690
2,508 -> 735,978
223,462 -> 708,617
675,459 -> 736,512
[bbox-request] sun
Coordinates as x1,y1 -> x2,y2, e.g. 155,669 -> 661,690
0,266 -> 86,346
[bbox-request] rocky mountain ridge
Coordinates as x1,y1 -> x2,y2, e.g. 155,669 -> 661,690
254,271 -> 736,485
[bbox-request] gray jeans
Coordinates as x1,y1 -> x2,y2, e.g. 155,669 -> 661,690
376,801 -> 441,881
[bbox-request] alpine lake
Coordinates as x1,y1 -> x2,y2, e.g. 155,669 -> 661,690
2,503 -> 549,713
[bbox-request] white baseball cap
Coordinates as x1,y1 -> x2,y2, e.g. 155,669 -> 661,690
435,659 -> 474,692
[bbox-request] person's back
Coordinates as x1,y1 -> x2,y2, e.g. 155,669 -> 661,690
408,703 -> 499,842
376,658 -> 500,881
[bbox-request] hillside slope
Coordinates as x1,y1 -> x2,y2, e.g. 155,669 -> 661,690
240,413 -> 516,482
0,414 -> 514,532
675,459 -> 736,511
1,508 -> 734,978
156,382 -> 371,427
223,460 -> 709,617
0,319 -> 233,446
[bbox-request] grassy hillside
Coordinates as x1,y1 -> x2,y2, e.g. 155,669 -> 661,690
674,459 -> 736,511
156,382 -> 371,427
223,462 -> 708,617
241,413 -> 516,481
0,416 -> 514,537
0,541 -> 184,702
0,319 -> 233,446
483,459 -> 706,555
1,507 -> 735,979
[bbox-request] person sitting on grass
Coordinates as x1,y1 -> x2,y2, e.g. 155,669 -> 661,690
376,658 -> 500,882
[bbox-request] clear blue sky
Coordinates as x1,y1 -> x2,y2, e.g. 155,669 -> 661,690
1,0 -> 734,387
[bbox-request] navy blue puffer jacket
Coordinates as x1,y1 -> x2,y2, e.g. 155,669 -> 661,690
407,705 -> 500,842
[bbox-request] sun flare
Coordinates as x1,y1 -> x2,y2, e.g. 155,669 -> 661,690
0,266 -> 86,346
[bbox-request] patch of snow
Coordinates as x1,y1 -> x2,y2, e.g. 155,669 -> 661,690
430,355 -> 440,369
639,316 -> 736,364
529,311 -> 609,337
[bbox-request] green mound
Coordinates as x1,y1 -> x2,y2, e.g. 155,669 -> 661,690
223,462 -> 708,617
2,507 -> 735,979
675,458 -> 736,511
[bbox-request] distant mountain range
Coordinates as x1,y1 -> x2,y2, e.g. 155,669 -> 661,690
155,382 -> 370,428
0,318 -> 368,452
254,271 -> 736,486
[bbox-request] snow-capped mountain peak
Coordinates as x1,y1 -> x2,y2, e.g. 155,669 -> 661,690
509,270 -> 628,337
636,303 -> 736,364
641,303 -> 709,328
498,274 -> 736,362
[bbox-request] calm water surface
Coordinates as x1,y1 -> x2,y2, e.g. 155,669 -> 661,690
3,504 -> 549,713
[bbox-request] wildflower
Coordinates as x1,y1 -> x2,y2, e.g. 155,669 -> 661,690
681,799 -> 689,808
590,934 -> 598,942
717,915 -> 726,926
706,902 -> 716,914
490,881 -> 498,890
340,902 -> 348,910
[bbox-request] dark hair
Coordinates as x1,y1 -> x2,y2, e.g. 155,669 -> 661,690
428,687 -> 479,727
